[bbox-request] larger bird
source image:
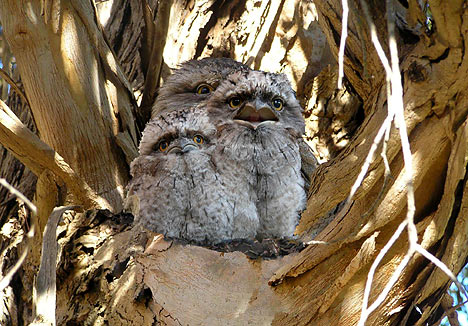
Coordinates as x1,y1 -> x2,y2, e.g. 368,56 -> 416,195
128,107 -> 259,244
207,70 -> 307,239
154,57 -> 317,186
152,57 -> 250,117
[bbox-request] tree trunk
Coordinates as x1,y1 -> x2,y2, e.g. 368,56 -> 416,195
0,0 -> 139,213
0,1 -> 467,325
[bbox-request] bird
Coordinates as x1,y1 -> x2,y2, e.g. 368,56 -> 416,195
206,69 -> 307,239
154,57 -> 317,187
127,107 -> 259,245
152,57 -> 250,117
135,57 -> 315,243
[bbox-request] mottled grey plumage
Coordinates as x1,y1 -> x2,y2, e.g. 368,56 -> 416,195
128,108 -> 259,244
152,58 -> 250,117
131,57 -> 314,244
207,70 -> 307,239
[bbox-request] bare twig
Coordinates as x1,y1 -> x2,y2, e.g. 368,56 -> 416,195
429,297 -> 468,326
335,106 -> 394,229
414,244 -> 468,299
381,98 -> 392,176
350,1 -> 468,325
319,232 -> 380,314
357,220 -> 410,326
0,67 -> 30,106
346,111 -> 394,204
339,0 -> 395,216
306,240 -> 330,245
355,1 -> 417,324
359,0 -> 392,76
386,0 -> 417,242
0,178 -> 36,292
0,178 -> 35,213
337,0 -> 349,89
71,1 -> 133,93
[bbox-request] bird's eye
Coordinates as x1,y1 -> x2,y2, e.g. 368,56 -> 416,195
229,97 -> 242,109
196,84 -> 213,95
158,140 -> 169,152
193,135 -> 204,144
272,98 -> 284,111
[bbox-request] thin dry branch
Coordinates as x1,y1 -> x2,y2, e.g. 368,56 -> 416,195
414,244 -> 468,299
333,1 -> 468,325
429,297 -> 468,326
319,232 -> 379,313
337,0 -> 396,223
359,0 -> 392,76
337,0 -> 349,89
70,0 -> 139,153
0,67 -> 29,106
357,220 -> 409,326
354,1 -> 416,322
0,178 -> 36,292
71,1 -> 133,93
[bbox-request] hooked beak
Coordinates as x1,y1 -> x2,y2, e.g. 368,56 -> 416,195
167,146 -> 183,154
180,138 -> 198,153
165,139 -> 199,154
233,101 -> 278,129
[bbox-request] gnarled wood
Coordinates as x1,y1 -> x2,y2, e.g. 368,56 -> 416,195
0,0 -> 139,211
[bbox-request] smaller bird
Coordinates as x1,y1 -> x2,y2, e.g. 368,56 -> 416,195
128,107 -> 259,245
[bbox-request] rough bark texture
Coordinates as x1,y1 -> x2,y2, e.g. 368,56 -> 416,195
0,0 -> 139,212
0,0 -> 467,325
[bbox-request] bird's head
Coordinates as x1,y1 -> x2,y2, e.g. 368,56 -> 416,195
208,70 -> 305,135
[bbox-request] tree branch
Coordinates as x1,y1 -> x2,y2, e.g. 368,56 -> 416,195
0,67 -> 29,106
0,99 -> 106,209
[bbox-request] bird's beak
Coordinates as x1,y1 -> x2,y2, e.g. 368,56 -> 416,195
233,99 -> 278,129
180,138 -> 198,153
167,146 -> 183,154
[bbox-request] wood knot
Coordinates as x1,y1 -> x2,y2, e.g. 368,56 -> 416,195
408,61 -> 427,83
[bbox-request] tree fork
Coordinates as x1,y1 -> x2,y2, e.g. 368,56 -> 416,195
0,0 -> 138,212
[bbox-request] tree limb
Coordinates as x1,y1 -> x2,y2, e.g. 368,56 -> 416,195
0,67 -> 29,106
0,99 -> 106,209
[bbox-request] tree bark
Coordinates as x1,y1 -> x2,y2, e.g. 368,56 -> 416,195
1,0 -> 467,325
0,0 -> 139,212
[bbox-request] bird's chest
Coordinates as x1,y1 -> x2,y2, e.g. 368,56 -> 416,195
220,127 -> 301,175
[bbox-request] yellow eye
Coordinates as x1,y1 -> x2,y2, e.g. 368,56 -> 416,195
229,97 -> 242,109
158,140 -> 169,152
193,135 -> 204,144
196,84 -> 213,94
272,98 -> 283,111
